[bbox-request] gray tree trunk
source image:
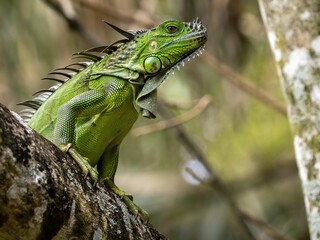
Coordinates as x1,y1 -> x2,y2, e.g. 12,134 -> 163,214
259,1 -> 320,239
0,103 -> 166,240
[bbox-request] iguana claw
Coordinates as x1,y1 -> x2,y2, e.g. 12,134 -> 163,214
122,196 -> 149,221
60,143 -> 72,152
61,145 -> 99,181
104,179 -> 149,221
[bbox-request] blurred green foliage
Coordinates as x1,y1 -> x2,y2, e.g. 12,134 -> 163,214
0,0 -> 309,239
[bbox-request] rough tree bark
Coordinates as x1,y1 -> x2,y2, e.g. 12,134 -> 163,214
259,1 -> 320,239
0,103 -> 166,240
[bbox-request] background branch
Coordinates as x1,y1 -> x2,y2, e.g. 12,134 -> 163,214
200,53 -> 287,115
43,0 -> 99,45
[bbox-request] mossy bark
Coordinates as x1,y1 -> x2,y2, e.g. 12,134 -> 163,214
0,103 -> 166,240
259,1 -> 320,239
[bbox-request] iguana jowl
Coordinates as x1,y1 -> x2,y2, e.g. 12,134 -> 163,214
19,18 -> 207,218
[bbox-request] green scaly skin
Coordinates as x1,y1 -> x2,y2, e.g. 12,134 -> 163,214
21,18 -> 207,219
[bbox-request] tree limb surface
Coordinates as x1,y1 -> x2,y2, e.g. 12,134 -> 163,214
0,103 -> 166,240
259,1 -> 320,239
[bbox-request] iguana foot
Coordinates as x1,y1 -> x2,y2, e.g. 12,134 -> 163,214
60,144 -> 98,182
104,178 -> 149,221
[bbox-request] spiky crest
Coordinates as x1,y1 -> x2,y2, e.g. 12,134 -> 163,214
103,21 -> 135,40
19,22 -> 133,122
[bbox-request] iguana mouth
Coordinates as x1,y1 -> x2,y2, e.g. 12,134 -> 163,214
181,17 -> 207,43
170,17 -> 207,71
166,45 -> 206,77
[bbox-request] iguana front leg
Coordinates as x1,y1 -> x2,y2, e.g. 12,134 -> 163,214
52,80 -> 147,219
53,86 -> 115,181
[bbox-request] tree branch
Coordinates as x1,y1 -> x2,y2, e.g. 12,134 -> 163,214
200,52 -> 287,115
43,0 -> 99,45
0,103 -> 166,240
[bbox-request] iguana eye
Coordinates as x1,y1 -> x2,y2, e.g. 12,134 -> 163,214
144,56 -> 161,74
166,25 -> 178,33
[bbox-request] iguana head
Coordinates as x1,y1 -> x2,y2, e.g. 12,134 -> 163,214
133,18 -> 207,76
118,18 -> 207,118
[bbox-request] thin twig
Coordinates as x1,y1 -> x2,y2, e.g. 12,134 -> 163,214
201,52 -> 287,115
242,211 -> 292,240
43,0 -> 100,45
131,95 -> 212,137
160,97 -> 206,110
76,0 -> 156,28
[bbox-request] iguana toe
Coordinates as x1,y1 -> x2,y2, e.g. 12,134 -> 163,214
104,178 -> 149,220
67,147 -> 99,182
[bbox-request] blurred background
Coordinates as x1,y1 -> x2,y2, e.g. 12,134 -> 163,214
0,0 -> 309,239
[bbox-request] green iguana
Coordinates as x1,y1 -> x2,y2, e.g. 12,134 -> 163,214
19,18 -> 207,219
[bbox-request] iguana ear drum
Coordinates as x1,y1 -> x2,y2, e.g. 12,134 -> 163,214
144,56 -> 162,74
